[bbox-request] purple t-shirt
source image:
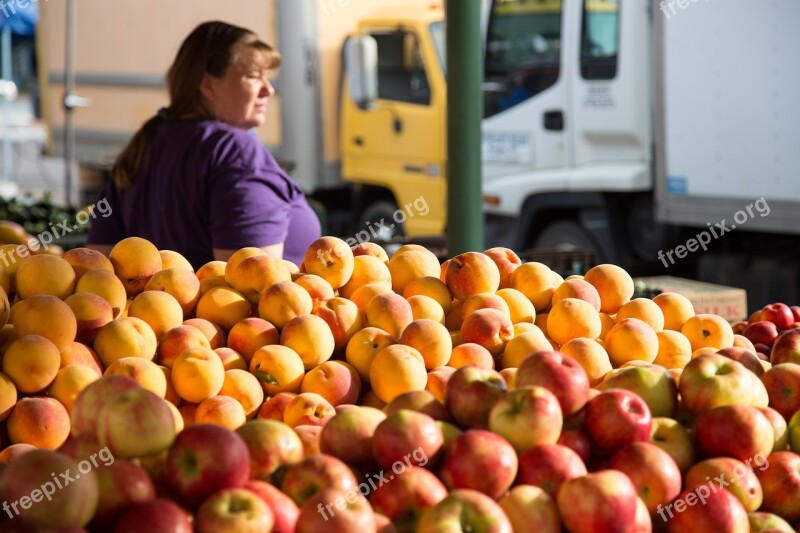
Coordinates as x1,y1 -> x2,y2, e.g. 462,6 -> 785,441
87,119 -> 321,269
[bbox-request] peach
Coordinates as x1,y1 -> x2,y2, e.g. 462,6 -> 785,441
312,297 -> 362,352
345,327 -> 396,383
552,279 -> 602,312
425,366 -> 457,403
599,313 -> 615,341
509,262 -> 556,313
365,292 -> 413,338
144,268 -> 202,317
302,237 -> 355,290
220,369 -> 264,419
461,308 -> 514,357
616,298 -> 665,331
496,288 -> 536,324
0,443 -> 36,463
483,247 -> 522,289
94,317 -> 157,367
104,356 -> 168,397
48,364 -> 100,412
369,344 -> 428,403
681,314 -> 734,351
407,294 -> 446,323
227,317 -> 279,363
351,242 -> 389,262
583,264 -> 634,314
3,334 -> 61,393
461,292 -> 511,321
283,392 -> 336,427
258,281 -> 313,330
62,247 -> 115,281
228,254 -> 292,305
75,269 -> 127,318
339,255 -> 392,299
215,347 -> 247,371
59,342 -> 103,377
547,298 -> 602,346
197,260 -> 226,281
13,294 -> 77,352
223,247 -> 267,285
450,342 -> 495,369
250,344 -> 306,395
301,360 -> 362,406
654,330 -> 693,369
196,286 -> 252,331
500,328 -> 552,369
158,250 -> 193,271
15,254 -> 76,299
160,366 -> 181,405
0,371 -> 16,421
128,290 -> 184,341
733,334 -> 756,352
280,314 -> 335,370
8,397 -> 71,449
388,250 -> 442,294
445,252 -> 501,302
109,237 -> 163,296
445,300 -> 465,331
157,325 -> 212,368
513,322 -> 537,336
560,337 -> 613,386
399,319 -> 452,369
183,318 -> 226,348
195,395 -> 247,430
652,292 -> 696,332
350,282 -> 393,319
293,274 -> 335,307
403,276 -> 452,313
257,392 -> 297,422
64,292 -> 114,344
0,220 -> 28,244
171,347 -> 226,403
605,318 -> 659,367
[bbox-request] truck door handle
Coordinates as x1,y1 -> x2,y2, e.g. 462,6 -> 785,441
544,110 -> 564,131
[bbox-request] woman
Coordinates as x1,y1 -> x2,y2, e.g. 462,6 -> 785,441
87,21 -> 321,268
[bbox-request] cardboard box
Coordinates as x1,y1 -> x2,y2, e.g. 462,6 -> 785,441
634,276 -> 748,323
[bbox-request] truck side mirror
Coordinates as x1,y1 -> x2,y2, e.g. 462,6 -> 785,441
345,35 -> 378,110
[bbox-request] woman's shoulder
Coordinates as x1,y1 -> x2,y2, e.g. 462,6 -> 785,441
191,121 -> 275,171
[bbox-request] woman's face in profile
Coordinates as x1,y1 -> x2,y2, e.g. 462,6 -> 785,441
202,46 -> 275,130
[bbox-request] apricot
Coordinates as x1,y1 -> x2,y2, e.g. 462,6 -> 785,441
513,322 -> 537,336
109,237 -> 163,296
215,347 -> 248,371
145,268 -> 202,317
283,392 -> 336,427
403,276 -> 452,314
560,337 -> 613,386
280,314 -> 335,370
8,397 -> 71,450
552,278 -> 602,312
227,317 -> 279,363
369,344 -> 428,403
157,249 -> 193,271
509,262 -> 556,312
483,247 -> 522,289
250,344 -> 306,395
733,334 -> 756,352
350,282 -> 393,319
301,360 -> 362,406
0,286 -> 9,328
302,237 -> 355,289
0,371 -> 16,421
399,319 -> 452,369
94,317 -> 157,367
652,292 -> 696,332
312,297 -> 362,352
195,395 -> 247,430
681,314 -> 735,351
258,281 -> 313,330
445,300 -> 465,332
13,294 -> 77,352
0,443 -> 36,463
223,247 -> 266,285
584,264 -> 634,314
15,254 -> 76,299
59,342 -> 103,377
157,325 -> 212,368
75,269 -> 127,318
339,255 -> 392,299
446,252 -> 501,302
654,330 -> 693,369
104,356 -> 167,397
407,295 -> 446,323
547,298 -> 602,346
616,298 -> 665,331
599,312 -> 616,341
345,327 -> 396,384
3,334 -> 61,393
183,318 -> 226,348
228,254 -> 292,305
127,290 -> 184,341
219,369 -> 264,419
196,286 -> 251,331
61,247 -> 114,282
425,366 -> 457,403
461,292 -> 511,322
196,260 -> 226,281
450,342 -> 495,370
496,288 -> 536,324
64,292 -> 113,344
257,392 -> 297,422
501,328 -> 553,369
351,242 -> 389,262
460,308 -> 514,357
605,317 -> 659,367
691,347 -> 720,359
293,274 -> 335,307
171,347 -> 226,403
365,292 -> 413,338
160,366 -> 181,405
388,249 -> 441,294
48,364 -> 100,412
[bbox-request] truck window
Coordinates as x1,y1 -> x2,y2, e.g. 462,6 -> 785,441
484,0 -> 563,117
372,31 -> 431,106
581,0 -> 620,79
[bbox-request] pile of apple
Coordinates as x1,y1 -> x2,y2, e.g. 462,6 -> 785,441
0,234 -> 799,532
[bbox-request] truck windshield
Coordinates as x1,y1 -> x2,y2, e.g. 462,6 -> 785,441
430,21 -> 446,75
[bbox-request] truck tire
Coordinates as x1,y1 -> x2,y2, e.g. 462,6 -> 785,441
357,201 -> 404,241
533,220 -> 599,254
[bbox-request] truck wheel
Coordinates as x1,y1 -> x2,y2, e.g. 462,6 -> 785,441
532,220 -> 598,253
357,201 -> 404,241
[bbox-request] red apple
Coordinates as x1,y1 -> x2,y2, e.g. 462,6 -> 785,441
585,389 -> 652,454
558,416 -> 592,463
791,306 -> 800,322
516,443 -> 587,496
385,390 -> 451,422
556,470 -> 638,533
499,485 -> 560,533
369,466 -> 447,529
662,487 -> 749,533
771,329 -> 800,365
746,511 -> 795,532
236,419 -> 304,480
746,321 -> 780,347
633,497 -> 651,532
762,303 -> 795,332
755,343 -> 773,359
684,457 -> 764,512
372,410 -> 443,470
280,454 -> 359,507
113,499 -> 192,533
295,488 -> 375,533
320,405 -> 386,465
417,489 -> 512,533
599,363 -> 678,418
444,365 -> 508,428
515,350 -> 590,417
649,417 -> 696,474
756,451 -> 800,523
732,321 -> 748,335
749,310 -> 764,324
70,375 -> 140,437
194,488 -> 274,533
90,458 -> 155,529
695,404 -> 774,463
609,442 -> 682,514
96,387 -> 176,459
243,480 -> 300,533
758,406 -> 789,452
488,386 -> 563,454
717,347 -> 765,376
0,449 -> 99,530
165,423 -> 251,506
439,429 -> 518,499
679,354 -> 759,414
761,363 -> 800,420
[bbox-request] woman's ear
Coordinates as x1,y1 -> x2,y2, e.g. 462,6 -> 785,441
199,73 -> 217,104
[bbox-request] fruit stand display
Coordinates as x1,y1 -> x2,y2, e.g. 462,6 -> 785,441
0,235 -> 799,532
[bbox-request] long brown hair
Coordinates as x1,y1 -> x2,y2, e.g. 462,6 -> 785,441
113,21 -> 281,190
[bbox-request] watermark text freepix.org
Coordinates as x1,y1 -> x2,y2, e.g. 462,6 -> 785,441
0,0 -> 46,20
658,197 -> 769,268
0,198 -> 113,268
659,0 -> 711,19
2,446 -> 115,520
